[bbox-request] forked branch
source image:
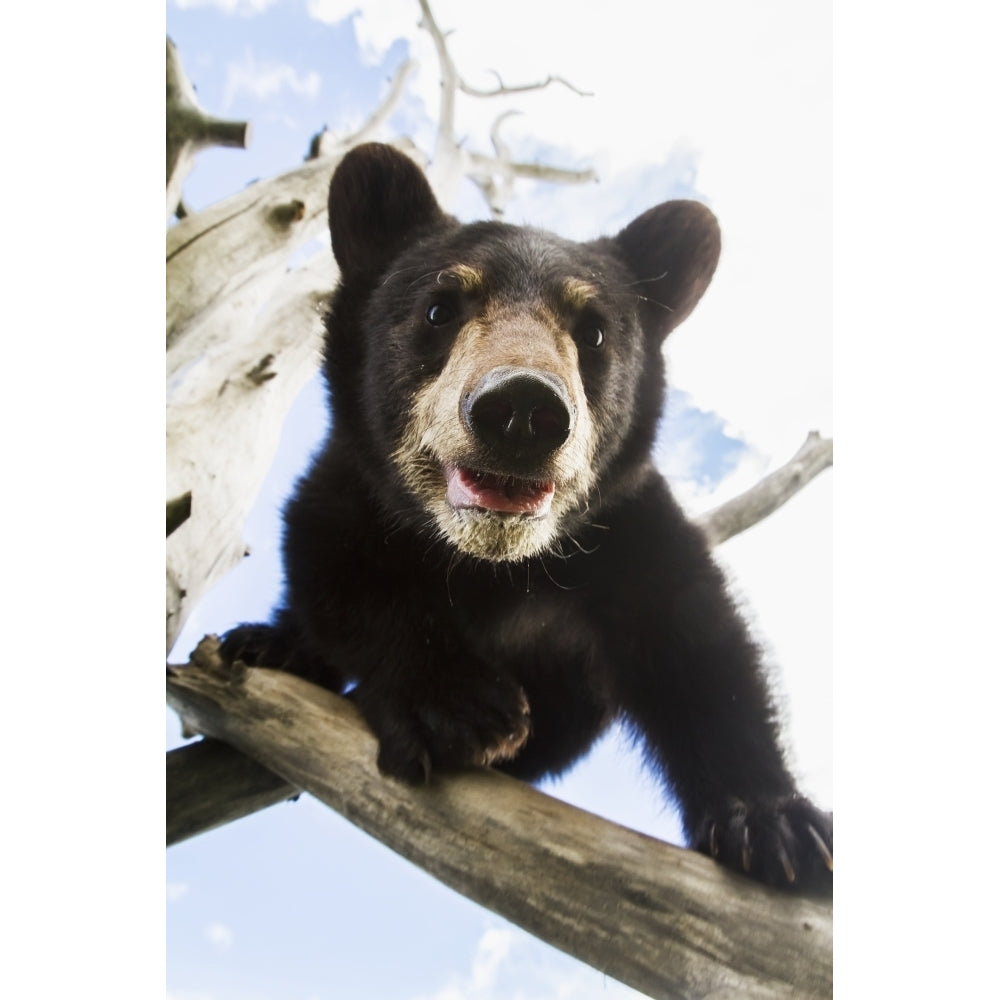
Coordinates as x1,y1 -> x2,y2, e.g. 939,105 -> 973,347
459,69 -> 593,99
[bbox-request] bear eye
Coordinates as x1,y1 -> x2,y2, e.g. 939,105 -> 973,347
425,302 -> 455,327
577,323 -> 605,349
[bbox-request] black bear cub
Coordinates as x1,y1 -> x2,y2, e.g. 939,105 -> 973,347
223,142 -> 832,890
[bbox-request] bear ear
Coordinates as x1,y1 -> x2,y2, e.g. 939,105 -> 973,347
613,200 -> 721,340
328,143 -> 446,281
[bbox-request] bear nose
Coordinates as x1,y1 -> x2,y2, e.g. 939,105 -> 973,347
463,366 -> 574,460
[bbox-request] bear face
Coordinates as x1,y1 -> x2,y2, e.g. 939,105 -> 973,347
221,143 -> 832,891
324,143 -> 721,562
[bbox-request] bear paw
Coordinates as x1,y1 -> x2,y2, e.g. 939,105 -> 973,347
359,673 -> 532,784
693,794 -> 833,891
219,623 -> 293,669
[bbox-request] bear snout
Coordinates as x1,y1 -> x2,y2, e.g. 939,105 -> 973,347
462,366 -> 574,464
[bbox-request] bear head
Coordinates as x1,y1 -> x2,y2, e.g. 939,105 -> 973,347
323,142 -> 721,563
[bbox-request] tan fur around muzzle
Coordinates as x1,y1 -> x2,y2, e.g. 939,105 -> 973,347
393,303 -> 599,561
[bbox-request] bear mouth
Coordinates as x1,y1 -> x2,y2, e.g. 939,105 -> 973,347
444,465 -> 555,517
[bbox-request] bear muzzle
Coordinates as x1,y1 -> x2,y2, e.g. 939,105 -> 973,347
393,333 -> 598,559
441,366 -> 573,518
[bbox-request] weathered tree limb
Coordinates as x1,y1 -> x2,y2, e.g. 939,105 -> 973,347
165,48 -> 421,652
696,432 -> 833,548
167,52 -> 416,364
166,37 -> 251,221
464,111 -> 596,217
167,737 -> 297,846
168,637 -> 831,1000
459,69 -> 594,99
166,154 -> 335,365
167,250 -> 335,651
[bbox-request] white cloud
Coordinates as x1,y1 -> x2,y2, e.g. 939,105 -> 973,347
204,922 -> 234,949
222,51 -> 321,111
415,926 -> 511,1000
412,923 -> 648,1000
307,0 -> 419,65
166,882 -> 189,902
469,928 -> 512,992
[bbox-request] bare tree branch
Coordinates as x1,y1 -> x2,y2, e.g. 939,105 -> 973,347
166,156 -> 333,361
418,0 -> 590,103
167,249 -> 335,651
418,0 -> 459,150
165,34 -> 434,654
459,69 -> 594,99
166,37 -> 251,222
489,109 -> 521,157
167,737 -> 298,846
463,111 -> 597,217
168,637 -> 832,1000
466,149 -> 596,185
416,0 -> 595,214
307,58 -> 419,160
696,432 -> 833,548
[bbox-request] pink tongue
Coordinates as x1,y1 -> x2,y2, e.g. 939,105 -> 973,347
446,467 -> 555,515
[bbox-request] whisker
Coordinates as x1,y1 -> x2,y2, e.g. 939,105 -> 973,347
444,549 -> 462,607
405,268 -> 447,290
635,293 -> 674,313
380,264 -> 429,286
623,269 -> 670,287
538,555 -> 576,591
564,533 -> 599,556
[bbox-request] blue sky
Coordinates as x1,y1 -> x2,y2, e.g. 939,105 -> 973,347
166,2 -> 833,998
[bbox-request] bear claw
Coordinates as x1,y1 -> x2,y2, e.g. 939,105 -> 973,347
808,823 -> 834,871
694,795 -> 832,890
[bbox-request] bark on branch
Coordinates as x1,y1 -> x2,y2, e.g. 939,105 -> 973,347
167,737 -> 298,845
168,637 -> 831,1000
